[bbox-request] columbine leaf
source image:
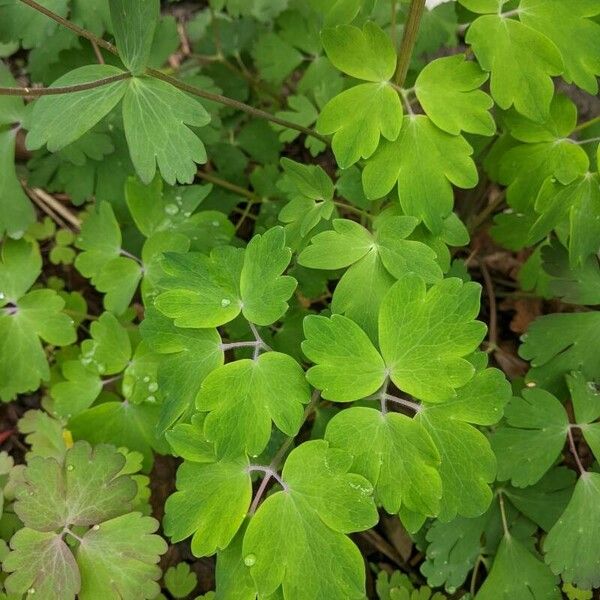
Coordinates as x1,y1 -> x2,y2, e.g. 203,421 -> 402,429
325,407 -> 442,518
140,308 -> 223,431
196,352 -> 309,457
0,0 -> 69,48
156,227 -> 295,327
520,312 -> 600,396
242,440 -> 378,599
81,311 -> 132,375
321,21 -> 396,82
26,65 -> 129,152
164,563 -> 198,599
51,360 -> 102,418
519,0 -> 600,94
379,275 -> 486,402
302,314 -> 386,401
164,457 -> 251,557
492,388 -> 569,487
415,54 -> 495,136
0,240 -> 76,401
476,535 -> 561,600
122,76 -> 210,184
3,529 -> 79,599
75,512 -> 166,600
418,368 -> 511,520
363,115 -> 478,232
544,472 -> 600,588
108,0 -> 159,74
14,441 -> 137,531
464,11 -> 563,121
569,370 -> 600,425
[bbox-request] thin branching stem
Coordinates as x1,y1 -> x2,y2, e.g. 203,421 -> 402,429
498,491 -> 510,537
0,72 -> 131,96
567,427 -> 586,476
383,393 -> 421,413
18,0 -> 328,144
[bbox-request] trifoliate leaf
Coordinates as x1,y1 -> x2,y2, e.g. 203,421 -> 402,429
0,240 -> 76,401
504,467 -> 576,532
157,227 -> 296,327
379,275 -> 486,402
122,76 -> 210,184
26,65 -> 129,152
465,13 -> 563,121
321,21 -> 396,82
76,512 -> 166,600
3,529 -> 79,599
243,440 -> 378,599
492,389 -> 568,487
108,0 -> 159,74
14,441 -> 136,530
415,54 -> 495,136
302,314 -> 386,401
317,83 -> 402,168
140,308 -> 223,431
81,311 -> 132,375
280,158 -> 334,202
544,473 -> 600,589
363,116 -> 478,233
164,457 -> 251,556
252,33 -> 302,84
197,352 -> 309,457
519,0 -> 600,94
520,312 -> 600,396
95,256 -> 143,315
325,407 -> 442,517
476,534 -> 560,600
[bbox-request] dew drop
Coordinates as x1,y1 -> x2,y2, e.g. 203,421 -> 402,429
96,363 -> 106,374
148,382 -> 158,392
67,465 -> 74,471
165,203 -> 179,216
221,298 -> 231,307
143,376 -> 150,383
183,211 -> 191,217
92,524 -> 100,531
212,221 -> 220,227
0,292 -> 4,300
28,588 -> 35,595
175,195 -> 183,204
244,554 -> 256,567
147,395 -> 156,403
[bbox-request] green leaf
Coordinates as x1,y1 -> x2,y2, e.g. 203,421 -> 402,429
108,0 -> 159,74
529,174 -> 600,267
519,0 -> 600,94
164,563 -> 198,599
81,312 -> 132,375
569,371 -> 600,425
416,368 -> 510,521
476,535 -> 560,600
363,116 -> 478,233
76,512 -> 166,600
520,312 -> 600,396
197,352 -> 310,457
252,33 -> 303,84
544,473 -> 600,589
164,457 -> 251,556
0,64 -> 34,238
325,407 -> 442,517
317,83 -> 403,168
379,275 -> 486,402
492,389 -> 569,487
26,65 -> 129,152
242,440 -> 378,599
140,308 -> 223,431
14,441 -> 136,530
157,227 -> 295,327
18,409 -> 68,461
302,314 -> 386,401
280,158 -> 334,201
465,14 -> 563,121
3,529 -> 79,599
122,76 -> 210,184
51,360 -> 102,418
0,0 -> 69,48
415,54 -> 495,136
239,227 -> 297,326
321,22 -> 396,82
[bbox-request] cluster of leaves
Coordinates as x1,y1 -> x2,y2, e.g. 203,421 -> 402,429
0,0 -> 599,598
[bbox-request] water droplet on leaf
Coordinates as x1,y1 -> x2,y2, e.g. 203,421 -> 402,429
165,203 -> 179,216
244,554 -> 256,567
